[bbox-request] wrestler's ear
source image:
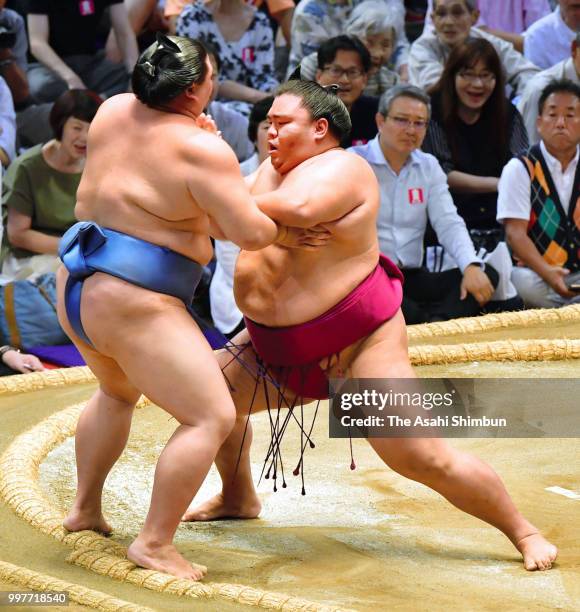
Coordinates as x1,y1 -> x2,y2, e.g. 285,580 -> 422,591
313,117 -> 329,141
183,83 -> 204,104
183,85 -> 196,99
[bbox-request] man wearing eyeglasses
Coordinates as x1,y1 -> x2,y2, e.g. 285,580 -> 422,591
409,0 -> 539,93
350,84 -> 497,323
315,35 -> 379,147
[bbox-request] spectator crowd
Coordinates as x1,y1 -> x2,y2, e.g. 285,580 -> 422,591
1,0 -> 579,374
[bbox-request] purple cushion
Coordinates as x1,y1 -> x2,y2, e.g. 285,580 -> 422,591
25,345 -> 85,367
25,326 -> 227,369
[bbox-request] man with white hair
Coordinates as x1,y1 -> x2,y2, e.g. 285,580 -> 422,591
409,0 -> 539,94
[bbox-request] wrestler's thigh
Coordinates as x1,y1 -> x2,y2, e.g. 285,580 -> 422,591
218,329 -> 305,416
347,309 -> 414,379
347,309 -> 455,474
79,279 -> 235,427
56,267 -> 140,404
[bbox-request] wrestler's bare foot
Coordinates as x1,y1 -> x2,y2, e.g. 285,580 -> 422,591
63,508 -> 112,536
516,533 -> 558,571
127,538 -> 207,580
182,492 -> 261,522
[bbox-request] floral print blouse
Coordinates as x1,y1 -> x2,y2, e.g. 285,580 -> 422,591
176,1 -> 279,96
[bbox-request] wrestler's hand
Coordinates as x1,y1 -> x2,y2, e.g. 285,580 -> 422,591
276,225 -> 332,250
460,264 -> 494,306
195,113 -> 222,138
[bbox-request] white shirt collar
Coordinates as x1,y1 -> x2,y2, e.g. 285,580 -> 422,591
366,134 -> 422,170
540,140 -> 580,174
365,134 -> 388,165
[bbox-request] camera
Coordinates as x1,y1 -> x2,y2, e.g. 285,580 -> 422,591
0,26 -> 17,50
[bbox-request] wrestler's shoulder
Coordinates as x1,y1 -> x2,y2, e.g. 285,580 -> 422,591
321,148 -> 372,164
90,94 -> 141,128
181,129 -> 239,164
97,93 -> 135,114
316,148 -> 376,176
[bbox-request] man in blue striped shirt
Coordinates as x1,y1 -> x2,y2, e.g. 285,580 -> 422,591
350,84 -> 496,323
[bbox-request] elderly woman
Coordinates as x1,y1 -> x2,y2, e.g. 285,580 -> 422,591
1,89 -> 101,280
176,0 -> 279,114
298,0 -> 404,95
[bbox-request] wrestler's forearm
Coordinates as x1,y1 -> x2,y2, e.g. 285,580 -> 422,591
215,209 -> 279,250
254,191 -> 314,228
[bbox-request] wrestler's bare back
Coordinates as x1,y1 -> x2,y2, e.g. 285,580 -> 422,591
235,149 -> 381,326
60,92 -> 277,350
76,94 -> 224,265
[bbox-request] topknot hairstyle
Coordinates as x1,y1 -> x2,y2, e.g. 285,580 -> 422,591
132,33 -> 209,108
275,79 -> 352,142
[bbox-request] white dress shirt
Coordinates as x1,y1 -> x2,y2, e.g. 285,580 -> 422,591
497,140 -> 580,222
523,7 -> 576,70
349,136 -> 480,272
